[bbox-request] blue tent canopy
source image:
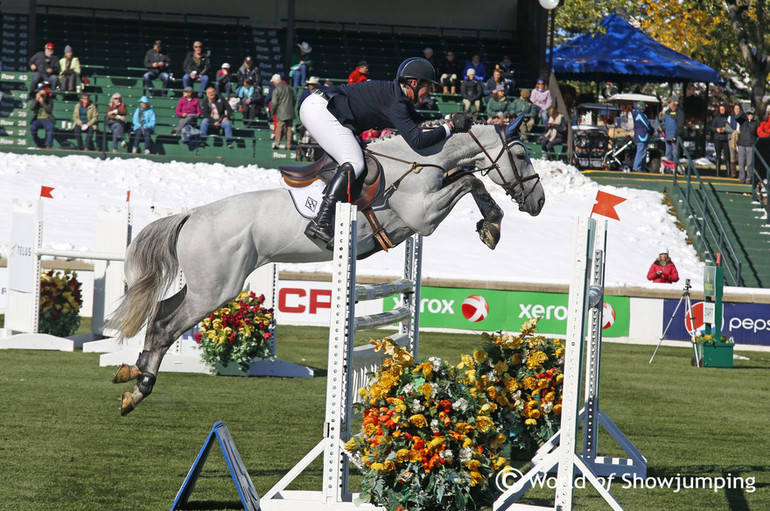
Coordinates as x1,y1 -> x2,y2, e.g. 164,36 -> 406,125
552,13 -> 719,83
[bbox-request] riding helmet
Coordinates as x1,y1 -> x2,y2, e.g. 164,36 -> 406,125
396,57 -> 439,85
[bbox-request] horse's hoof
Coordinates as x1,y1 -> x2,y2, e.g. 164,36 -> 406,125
476,220 -> 500,250
112,364 -> 140,384
120,392 -> 136,416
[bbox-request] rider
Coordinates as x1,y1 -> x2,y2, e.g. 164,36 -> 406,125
299,56 -> 473,247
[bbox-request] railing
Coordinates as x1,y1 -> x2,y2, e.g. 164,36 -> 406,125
750,139 -> 770,225
672,138 -> 743,286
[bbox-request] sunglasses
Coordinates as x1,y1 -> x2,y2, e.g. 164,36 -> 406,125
194,45 -> 202,48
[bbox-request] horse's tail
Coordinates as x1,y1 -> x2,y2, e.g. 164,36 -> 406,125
106,212 -> 192,339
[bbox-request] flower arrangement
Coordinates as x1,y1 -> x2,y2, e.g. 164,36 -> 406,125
39,269 -> 83,337
194,290 -> 274,372
468,319 -> 565,456
693,333 -> 731,344
346,339 -> 507,511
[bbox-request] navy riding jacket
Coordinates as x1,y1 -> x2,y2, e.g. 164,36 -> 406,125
321,80 -> 446,151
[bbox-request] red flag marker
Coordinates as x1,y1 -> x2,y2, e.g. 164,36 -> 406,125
40,186 -> 55,199
126,190 -> 131,202
590,190 -> 625,221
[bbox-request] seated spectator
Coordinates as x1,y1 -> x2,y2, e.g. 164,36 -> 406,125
438,51 -> 462,94
498,55 -> 516,91
483,68 -> 508,101
239,78 -> 263,126
485,85 -> 511,125
106,92 -> 128,153
463,52 -> 486,82
29,85 -> 55,149
132,96 -> 156,154
460,68 -> 483,113
72,93 -> 97,151
200,86 -> 234,148
58,45 -> 81,93
297,75 -> 320,111
530,78 -> 552,126
509,89 -> 537,133
270,74 -> 295,150
28,42 -> 59,96
290,42 -> 312,89
173,86 -> 201,134
183,41 -> 211,97
348,60 -> 370,84
216,63 -> 234,98
538,107 -> 567,154
143,40 -> 170,97
423,47 -> 438,75
237,56 -> 261,91
647,248 -> 679,284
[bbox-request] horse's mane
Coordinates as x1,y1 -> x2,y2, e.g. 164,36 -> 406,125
366,119 -> 489,154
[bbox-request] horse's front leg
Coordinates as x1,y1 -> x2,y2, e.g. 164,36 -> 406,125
470,179 -> 504,250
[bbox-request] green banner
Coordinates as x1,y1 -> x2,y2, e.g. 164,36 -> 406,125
385,287 -> 630,337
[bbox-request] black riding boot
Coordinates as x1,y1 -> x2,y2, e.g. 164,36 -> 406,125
304,163 -> 352,248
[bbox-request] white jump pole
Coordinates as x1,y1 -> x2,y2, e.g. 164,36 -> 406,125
494,217 -> 646,511
260,203 -> 421,510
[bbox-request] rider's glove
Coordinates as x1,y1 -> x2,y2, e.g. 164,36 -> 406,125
450,112 -> 473,133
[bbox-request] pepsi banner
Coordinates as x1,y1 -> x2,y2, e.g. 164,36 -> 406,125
662,299 -> 770,346
385,287 -> 630,337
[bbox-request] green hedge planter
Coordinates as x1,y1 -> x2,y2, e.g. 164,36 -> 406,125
215,362 -> 251,376
696,342 -> 734,368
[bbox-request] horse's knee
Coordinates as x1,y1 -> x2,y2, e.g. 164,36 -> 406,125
136,372 -> 157,397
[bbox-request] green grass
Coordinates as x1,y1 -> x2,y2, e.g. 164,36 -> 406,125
0,326 -> 768,510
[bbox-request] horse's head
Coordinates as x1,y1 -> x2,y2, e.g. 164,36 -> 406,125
469,118 -> 545,216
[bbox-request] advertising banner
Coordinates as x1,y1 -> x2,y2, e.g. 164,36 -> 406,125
662,299 -> 770,346
384,287 -> 630,337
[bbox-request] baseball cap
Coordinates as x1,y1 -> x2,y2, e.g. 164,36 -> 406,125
466,68 -> 475,75
222,63 -> 230,69
45,42 -> 54,49
183,86 -> 193,93
271,74 -> 282,83
659,247 -> 669,255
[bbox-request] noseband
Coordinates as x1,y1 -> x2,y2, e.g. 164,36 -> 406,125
467,127 -> 541,210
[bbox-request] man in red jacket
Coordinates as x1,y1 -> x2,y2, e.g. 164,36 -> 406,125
647,248 -> 680,283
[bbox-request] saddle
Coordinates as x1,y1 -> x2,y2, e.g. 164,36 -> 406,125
279,152 -> 394,250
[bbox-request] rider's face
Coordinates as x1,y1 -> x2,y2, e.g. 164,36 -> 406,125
415,81 -> 434,103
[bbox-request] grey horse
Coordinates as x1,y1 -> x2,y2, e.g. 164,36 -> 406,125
108,121 -> 545,415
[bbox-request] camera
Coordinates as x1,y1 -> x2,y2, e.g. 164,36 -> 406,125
684,278 -> 691,290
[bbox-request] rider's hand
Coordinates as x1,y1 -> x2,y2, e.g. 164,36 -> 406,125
450,112 -> 473,133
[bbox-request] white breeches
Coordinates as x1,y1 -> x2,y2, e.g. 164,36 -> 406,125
299,92 -> 365,177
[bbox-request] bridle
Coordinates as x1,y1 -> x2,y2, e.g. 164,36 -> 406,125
467,126 -> 541,210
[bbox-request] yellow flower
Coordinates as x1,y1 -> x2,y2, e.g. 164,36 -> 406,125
473,350 -> 488,363
409,414 -> 427,428
428,436 -> 445,450
494,360 -> 509,374
212,318 -> 223,331
493,456 -> 507,469
526,351 -> 548,371
465,459 -> 481,470
460,353 -> 475,368
392,398 -> 407,413
418,383 -> 433,399
409,449 -> 423,462
414,361 -> 433,379
455,422 -> 474,434
344,438 -> 357,451
383,460 -> 396,472
525,418 -> 537,426
396,449 -> 410,462
476,416 -> 494,433
470,471 -> 484,486
553,404 -> 562,415
371,462 -> 385,471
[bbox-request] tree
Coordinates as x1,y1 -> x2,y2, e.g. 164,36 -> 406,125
555,0 -> 770,115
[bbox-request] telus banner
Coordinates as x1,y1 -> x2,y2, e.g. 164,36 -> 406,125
385,287 -> 630,337
662,299 -> 770,346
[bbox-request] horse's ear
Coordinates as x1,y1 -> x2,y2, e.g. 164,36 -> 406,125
506,114 -> 525,141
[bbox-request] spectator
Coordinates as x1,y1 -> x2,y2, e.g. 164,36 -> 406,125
290,42 -> 312,89
200,86 -> 234,148
239,78 -> 263,126
297,75 -> 320,111
143,40 -> 170,97
497,55 -> 516,91
538,107 -> 567,154
460,68 -> 483,113
483,68 -> 508,101
710,104 -> 730,177
72,93 -> 97,151
29,86 -> 55,149
647,248 -> 679,284
183,41 -> 211,97
58,45 -> 81,93
28,42 -> 60,95
131,96 -> 156,154
758,112 -> 770,137
736,109 -> 760,184
172,86 -> 201,134
348,60 -> 370,84
485,85 -> 512,125
726,103 -> 742,178
530,78 -> 552,127
509,89 -> 537,133
660,96 -> 685,166
270,74 -> 295,150
237,56 -> 261,91
438,51 -> 462,94
106,92 -> 128,153
632,101 -> 654,172
215,63 -> 234,98
423,47 -> 438,75
462,52 -> 486,82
